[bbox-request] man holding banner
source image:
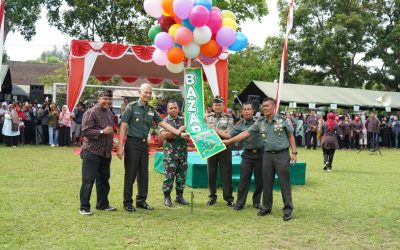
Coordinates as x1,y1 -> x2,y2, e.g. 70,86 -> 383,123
117,83 -> 189,213
223,97 -> 297,221
205,96 -> 235,207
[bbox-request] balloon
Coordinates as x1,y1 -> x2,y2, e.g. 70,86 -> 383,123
174,43 -> 183,48
174,27 -> 193,46
210,6 -> 221,13
193,26 -> 212,44
222,18 -> 238,31
183,42 -> 200,59
195,0 -> 212,10
207,10 -> 222,34
189,5 -> 210,27
168,23 -> 182,40
154,32 -> 174,50
200,39 -> 219,57
229,32 -> 248,51
148,25 -> 162,42
153,49 -> 168,66
173,0 -> 194,20
144,0 -> 163,18
221,10 -> 236,21
158,16 -> 176,32
167,46 -> 185,64
216,26 -> 236,47
182,18 -> 195,31
166,62 -> 184,73
162,0 -> 175,16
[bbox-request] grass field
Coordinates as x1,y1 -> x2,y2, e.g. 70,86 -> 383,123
0,146 -> 399,249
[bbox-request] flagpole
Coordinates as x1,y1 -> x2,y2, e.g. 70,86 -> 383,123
275,0 -> 294,113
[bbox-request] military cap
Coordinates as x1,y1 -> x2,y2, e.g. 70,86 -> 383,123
213,96 -> 224,104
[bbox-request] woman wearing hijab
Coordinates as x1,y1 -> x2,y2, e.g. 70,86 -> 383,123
58,105 -> 72,146
320,112 -> 341,172
2,104 -> 20,147
15,105 -> 26,145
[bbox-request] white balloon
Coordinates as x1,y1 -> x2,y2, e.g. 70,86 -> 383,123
183,42 -> 200,59
144,0 -> 163,18
153,49 -> 168,66
193,26 -> 212,45
166,62 -> 184,73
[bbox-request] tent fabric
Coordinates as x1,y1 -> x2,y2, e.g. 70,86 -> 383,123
67,39 -> 228,112
238,81 -> 400,109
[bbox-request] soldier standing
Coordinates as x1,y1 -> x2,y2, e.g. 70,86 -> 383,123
117,84 -> 189,213
306,109 -> 319,149
205,96 -> 235,207
160,100 -> 189,207
223,97 -> 297,221
218,102 -> 264,210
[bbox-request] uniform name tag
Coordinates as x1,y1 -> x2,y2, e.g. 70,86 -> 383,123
134,111 -> 141,115
148,111 -> 154,116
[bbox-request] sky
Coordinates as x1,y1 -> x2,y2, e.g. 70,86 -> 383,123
4,1 -> 280,62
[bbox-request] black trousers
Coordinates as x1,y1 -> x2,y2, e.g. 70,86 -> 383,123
295,135 -> 303,147
236,149 -> 263,207
58,126 -> 70,146
207,148 -> 233,202
343,134 -> 350,149
306,131 -> 317,149
262,150 -> 293,214
42,125 -> 49,145
123,137 -> 149,206
4,136 -> 18,147
322,148 -> 336,166
367,132 -> 377,149
352,133 -> 360,149
79,150 -> 111,210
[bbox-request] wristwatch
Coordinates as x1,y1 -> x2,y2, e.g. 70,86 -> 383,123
100,129 -> 104,134
292,151 -> 298,155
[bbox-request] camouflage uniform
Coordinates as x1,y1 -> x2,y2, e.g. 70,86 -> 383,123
160,115 -> 188,195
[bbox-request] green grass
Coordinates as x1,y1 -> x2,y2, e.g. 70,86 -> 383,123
1,146 -> 399,249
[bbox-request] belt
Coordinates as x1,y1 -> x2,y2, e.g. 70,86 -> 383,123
244,147 -> 264,154
265,148 -> 288,154
127,136 -> 147,143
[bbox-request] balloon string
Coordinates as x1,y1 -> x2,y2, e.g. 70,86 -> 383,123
187,59 -> 192,68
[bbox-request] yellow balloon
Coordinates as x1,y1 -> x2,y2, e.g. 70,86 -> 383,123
221,10 -> 236,21
222,18 -> 238,31
169,24 -> 182,41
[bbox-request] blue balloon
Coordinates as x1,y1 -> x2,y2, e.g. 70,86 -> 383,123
195,0 -> 212,11
182,18 -> 195,31
174,43 -> 183,48
229,32 -> 248,52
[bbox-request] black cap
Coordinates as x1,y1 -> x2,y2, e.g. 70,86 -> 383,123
98,89 -> 113,98
213,96 -> 224,104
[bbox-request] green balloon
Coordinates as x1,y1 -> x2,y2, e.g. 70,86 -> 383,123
148,25 -> 162,42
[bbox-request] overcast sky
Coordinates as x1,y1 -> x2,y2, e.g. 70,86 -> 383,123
4,1 -> 280,62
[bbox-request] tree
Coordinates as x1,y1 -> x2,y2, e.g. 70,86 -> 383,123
277,0 -> 376,88
31,45 -> 69,64
45,0 -> 268,44
4,0 -> 45,41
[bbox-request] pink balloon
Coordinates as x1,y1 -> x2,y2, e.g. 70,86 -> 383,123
173,0 -> 195,20
154,32 -> 174,50
210,6 -> 221,13
174,27 -> 193,46
153,48 -> 168,66
207,11 -> 222,34
189,5 -> 210,27
216,27 -> 236,47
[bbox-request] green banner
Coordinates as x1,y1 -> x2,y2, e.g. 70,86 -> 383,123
184,68 -> 226,160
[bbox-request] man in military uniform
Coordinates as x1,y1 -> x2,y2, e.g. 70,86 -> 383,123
306,109 -> 319,149
205,96 -> 235,207
117,83 -> 189,213
159,100 -> 189,207
218,102 -> 264,210
223,97 -> 297,221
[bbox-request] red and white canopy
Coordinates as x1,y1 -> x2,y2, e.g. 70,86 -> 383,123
67,39 -> 228,111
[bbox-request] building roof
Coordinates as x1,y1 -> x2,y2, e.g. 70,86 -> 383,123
9,61 -> 64,86
11,84 -> 29,97
238,81 -> 400,109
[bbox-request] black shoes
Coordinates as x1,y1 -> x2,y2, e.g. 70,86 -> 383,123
257,209 -> 271,216
283,213 -> 292,221
124,205 -> 136,213
175,196 -> 189,205
234,205 -> 244,211
253,203 -> 261,209
79,208 -> 93,215
164,196 -> 172,207
136,202 -> 154,210
97,206 -> 117,212
323,162 -> 329,171
227,201 -> 234,208
207,199 -> 216,206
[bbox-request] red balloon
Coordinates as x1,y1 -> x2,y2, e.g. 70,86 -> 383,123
158,16 -> 176,32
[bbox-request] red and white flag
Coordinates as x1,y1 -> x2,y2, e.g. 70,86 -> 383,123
0,0 -> 5,92
275,0 -> 294,113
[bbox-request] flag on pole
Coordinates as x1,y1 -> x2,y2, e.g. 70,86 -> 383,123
275,0 -> 294,112
0,0 -> 5,92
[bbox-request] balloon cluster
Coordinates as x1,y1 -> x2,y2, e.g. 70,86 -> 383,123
145,0 -> 248,73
